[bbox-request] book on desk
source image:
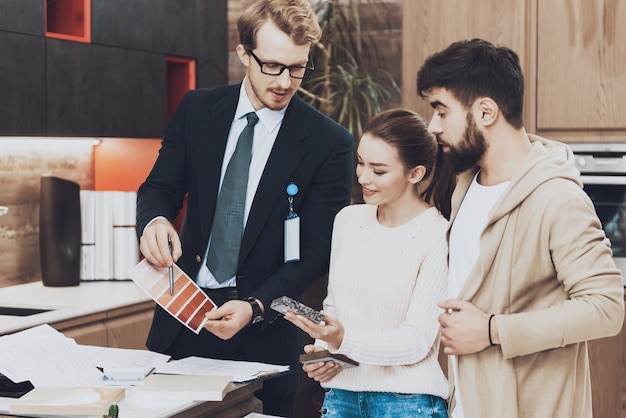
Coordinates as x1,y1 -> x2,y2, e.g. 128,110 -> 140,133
9,386 -> 125,416
129,374 -> 232,402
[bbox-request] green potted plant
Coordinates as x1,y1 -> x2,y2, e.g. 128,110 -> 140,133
300,0 -> 400,202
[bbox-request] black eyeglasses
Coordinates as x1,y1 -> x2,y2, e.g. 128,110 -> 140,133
247,50 -> 314,80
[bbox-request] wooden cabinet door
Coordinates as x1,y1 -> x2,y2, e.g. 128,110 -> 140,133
537,0 -> 626,131
401,0 -> 537,131
60,322 -> 108,347
105,309 -> 153,350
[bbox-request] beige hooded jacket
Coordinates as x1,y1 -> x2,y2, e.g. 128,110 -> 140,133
450,135 -> 624,418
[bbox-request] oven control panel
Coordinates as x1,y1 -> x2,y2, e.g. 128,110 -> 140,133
569,143 -> 626,174
573,154 -> 626,174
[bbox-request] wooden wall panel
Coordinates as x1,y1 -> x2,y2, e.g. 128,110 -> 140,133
227,0 -> 255,84
0,141 -> 94,288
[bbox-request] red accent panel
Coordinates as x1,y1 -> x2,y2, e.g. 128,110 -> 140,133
45,0 -> 91,43
94,138 -> 187,232
166,56 -> 197,122
94,138 -> 161,192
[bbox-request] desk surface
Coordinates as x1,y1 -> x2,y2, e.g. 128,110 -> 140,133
0,282 -> 266,417
0,380 -> 263,418
118,380 -> 263,418
0,281 -> 151,336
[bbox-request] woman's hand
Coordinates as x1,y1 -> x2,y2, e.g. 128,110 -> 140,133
284,310 -> 344,349
301,344 -> 342,383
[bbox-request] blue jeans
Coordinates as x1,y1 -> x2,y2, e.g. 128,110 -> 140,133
321,388 -> 448,418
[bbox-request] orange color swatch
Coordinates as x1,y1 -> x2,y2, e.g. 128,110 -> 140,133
127,259 -> 216,334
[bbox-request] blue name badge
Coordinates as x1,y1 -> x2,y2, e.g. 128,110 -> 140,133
284,183 -> 300,263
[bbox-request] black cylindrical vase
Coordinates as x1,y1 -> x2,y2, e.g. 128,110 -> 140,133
39,176 -> 81,287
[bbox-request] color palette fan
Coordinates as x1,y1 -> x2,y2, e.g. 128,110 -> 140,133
128,259 -> 216,333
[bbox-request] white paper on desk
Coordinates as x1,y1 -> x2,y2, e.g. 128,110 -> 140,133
0,324 -> 104,387
78,345 -> 171,386
79,345 -> 171,372
154,356 -> 289,383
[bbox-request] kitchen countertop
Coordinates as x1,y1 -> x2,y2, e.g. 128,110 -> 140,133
0,281 -> 151,336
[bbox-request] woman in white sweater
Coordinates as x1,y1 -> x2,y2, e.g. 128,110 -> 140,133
285,108 -> 455,417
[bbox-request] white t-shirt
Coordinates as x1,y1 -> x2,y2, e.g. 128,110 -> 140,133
448,172 -> 509,418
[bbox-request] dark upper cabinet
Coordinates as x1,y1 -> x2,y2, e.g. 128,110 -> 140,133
0,0 -> 44,36
46,39 -> 165,137
92,0 -> 197,57
0,0 -> 227,138
0,32 -> 46,135
196,0 -> 228,88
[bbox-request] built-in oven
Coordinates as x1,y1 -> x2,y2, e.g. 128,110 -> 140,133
570,143 -> 626,286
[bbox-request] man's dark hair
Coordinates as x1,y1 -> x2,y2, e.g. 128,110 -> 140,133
417,38 -> 525,129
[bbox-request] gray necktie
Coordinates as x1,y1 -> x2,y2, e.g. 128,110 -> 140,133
206,112 -> 259,283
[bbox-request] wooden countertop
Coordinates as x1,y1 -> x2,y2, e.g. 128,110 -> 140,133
0,281 -> 151,336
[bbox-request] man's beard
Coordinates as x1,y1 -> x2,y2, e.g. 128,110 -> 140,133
249,77 -> 293,111
444,113 -> 487,174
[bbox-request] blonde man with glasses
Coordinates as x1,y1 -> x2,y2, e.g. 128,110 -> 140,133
136,1 -> 354,415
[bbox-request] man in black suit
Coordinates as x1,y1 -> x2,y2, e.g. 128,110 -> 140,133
135,0 -> 354,416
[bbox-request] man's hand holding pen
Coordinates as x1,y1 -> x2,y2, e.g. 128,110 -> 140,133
139,218 -> 181,267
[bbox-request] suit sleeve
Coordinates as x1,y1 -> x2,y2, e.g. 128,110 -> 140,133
136,91 -> 191,236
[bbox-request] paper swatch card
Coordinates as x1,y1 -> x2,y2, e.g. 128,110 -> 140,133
128,259 -> 217,334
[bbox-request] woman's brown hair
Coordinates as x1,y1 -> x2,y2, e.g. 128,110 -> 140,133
363,108 -> 456,219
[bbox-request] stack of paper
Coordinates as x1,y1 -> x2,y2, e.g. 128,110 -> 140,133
154,356 -> 290,383
0,325 -> 171,389
0,325 -> 104,388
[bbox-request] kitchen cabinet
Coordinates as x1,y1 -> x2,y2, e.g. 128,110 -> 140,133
402,0 -> 626,143
0,281 -> 155,350
51,301 -> 155,349
0,0 -> 228,137
401,0 -> 537,132
537,0 -> 626,136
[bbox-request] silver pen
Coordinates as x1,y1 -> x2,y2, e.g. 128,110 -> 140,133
168,239 -> 174,295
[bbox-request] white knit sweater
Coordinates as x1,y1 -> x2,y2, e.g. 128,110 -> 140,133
318,204 -> 450,399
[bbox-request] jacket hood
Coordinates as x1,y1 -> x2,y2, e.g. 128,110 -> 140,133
488,134 -> 582,222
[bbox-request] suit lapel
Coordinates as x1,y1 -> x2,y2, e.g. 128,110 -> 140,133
197,87 -> 239,241
238,97 -> 309,265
